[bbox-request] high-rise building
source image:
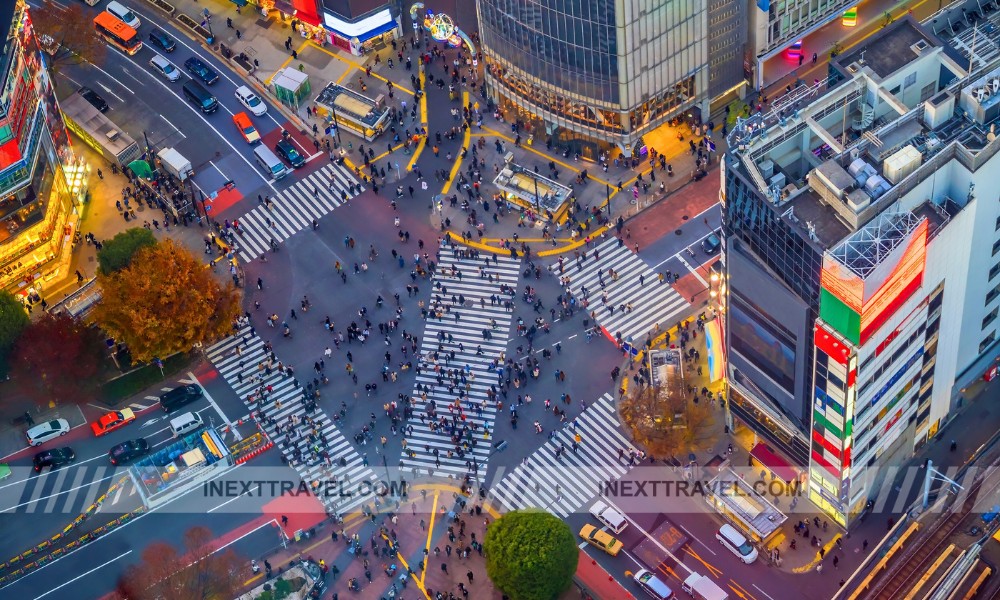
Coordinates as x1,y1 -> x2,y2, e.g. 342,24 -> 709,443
0,0 -> 87,296
477,0 -> 743,158
722,15 -> 1000,526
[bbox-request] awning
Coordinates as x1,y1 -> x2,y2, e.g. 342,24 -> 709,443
292,0 -> 321,27
750,443 -> 799,483
127,160 -> 154,181
229,0 -> 248,6
273,0 -> 295,15
322,7 -> 395,42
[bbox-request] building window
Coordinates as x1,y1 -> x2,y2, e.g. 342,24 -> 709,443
984,307 -> 998,330
993,238 -> 1000,256
980,332 -> 996,354
988,282 -> 1000,306
991,262 -> 1000,281
903,72 -> 917,89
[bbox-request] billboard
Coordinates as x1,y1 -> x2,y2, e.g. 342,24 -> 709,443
820,219 -> 928,346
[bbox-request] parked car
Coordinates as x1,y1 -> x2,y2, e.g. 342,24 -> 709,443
90,408 -> 136,437
33,447 -> 75,472
275,139 -> 306,168
235,85 -> 267,116
108,439 -> 149,465
26,418 -> 70,447
147,28 -> 176,52
78,87 -> 109,112
184,57 -> 219,85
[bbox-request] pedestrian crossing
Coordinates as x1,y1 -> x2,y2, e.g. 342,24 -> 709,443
487,393 -> 637,518
235,163 -> 363,261
555,238 -> 690,346
9,467 -> 136,516
399,249 -> 522,482
206,327 -> 379,515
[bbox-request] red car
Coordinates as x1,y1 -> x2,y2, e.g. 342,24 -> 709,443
91,408 -> 136,437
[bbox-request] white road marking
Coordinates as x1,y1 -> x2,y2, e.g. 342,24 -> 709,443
600,496 -> 697,578
31,550 -> 133,600
207,488 -> 251,513
678,255 -> 709,287
676,522 -> 716,554
754,583 -> 777,600
189,371 -> 242,440
209,160 -> 228,179
160,113 -> 185,138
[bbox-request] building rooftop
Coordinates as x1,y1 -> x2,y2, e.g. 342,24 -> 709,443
834,18 -> 938,80
725,13 -> 1000,252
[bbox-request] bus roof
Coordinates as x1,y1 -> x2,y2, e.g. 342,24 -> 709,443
93,11 -> 137,38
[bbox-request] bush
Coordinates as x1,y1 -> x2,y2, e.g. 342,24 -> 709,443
97,227 -> 157,275
484,510 -> 578,600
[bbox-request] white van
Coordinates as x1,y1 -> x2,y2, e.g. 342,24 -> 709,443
716,524 -> 758,564
106,2 -> 141,29
169,411 -> 204,437
589,500 -> 628,534
254,145 -> 289,180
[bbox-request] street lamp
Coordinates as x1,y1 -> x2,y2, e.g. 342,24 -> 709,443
329,97 -> 343,146
531,171 -> 541,213
201,9 -> 215,44
605,182 -> 611,215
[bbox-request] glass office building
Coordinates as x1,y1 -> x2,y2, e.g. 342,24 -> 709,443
477,0 -> 709,158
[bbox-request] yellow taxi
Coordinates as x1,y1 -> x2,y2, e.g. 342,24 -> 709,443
579,524 -> 623,556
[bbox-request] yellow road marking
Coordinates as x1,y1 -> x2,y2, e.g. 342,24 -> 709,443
419,490 -> 439,584
479,126 -> 612,188
441,91 -> 471,196
406,70 -> 428,172
307,42 -> 414,95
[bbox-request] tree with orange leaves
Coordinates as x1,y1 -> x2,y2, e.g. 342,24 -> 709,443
93,239 -> 241,363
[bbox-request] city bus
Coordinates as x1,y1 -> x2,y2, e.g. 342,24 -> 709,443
93,12 -> 142,56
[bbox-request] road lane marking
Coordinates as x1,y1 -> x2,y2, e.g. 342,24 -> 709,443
599,496 -> 696,578
753,583 -> 775,600
160,113 -> 185,138
32,550 -> 133,600
190,371 -> 242,441
420,490 -> 439,584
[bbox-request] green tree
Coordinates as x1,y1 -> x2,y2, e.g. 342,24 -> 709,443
93,239 -> 241,363
10,313 -> 105,406
485,510 -> 578,600
97,227 -> 157,275
0,291 -> 29,376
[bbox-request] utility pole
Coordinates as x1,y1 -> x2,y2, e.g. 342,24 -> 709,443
532,172 -> 540,213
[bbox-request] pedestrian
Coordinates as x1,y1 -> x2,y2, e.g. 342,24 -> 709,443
441,563 -> 448,574
862,539 -> 869,552
97,168 -> 103,179
281,515 -> 288,526
816,563 -> 823,574
833,555 -> 839,569
236,29 -> 242,40
467,571 -> 474,583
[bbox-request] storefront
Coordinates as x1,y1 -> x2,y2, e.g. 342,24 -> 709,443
322,6 -> 399,56
264,0 -> 327,44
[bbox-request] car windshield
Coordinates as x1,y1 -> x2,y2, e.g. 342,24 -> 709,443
247,95 -> 261,106
244,126 -> 256,134
163,64 -> 175,73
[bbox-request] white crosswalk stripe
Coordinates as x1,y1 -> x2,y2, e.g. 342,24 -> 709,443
400,250 -> 522,482
206,327 -> 379,514
235,163 -> 362,262
555,238 -> 690,345
487,394 -> 637,518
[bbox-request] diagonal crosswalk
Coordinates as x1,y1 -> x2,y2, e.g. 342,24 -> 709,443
235,163 -> 362,261
487,393 -> 637,518
555,238 -> 690,346
399,249 -> 522,482
206,326 -> 379,515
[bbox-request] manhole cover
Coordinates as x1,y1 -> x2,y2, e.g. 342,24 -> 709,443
682,215 -> 689,220
675,229 -> 683,235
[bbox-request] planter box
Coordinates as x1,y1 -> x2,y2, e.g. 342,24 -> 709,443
141,0 -> 175,15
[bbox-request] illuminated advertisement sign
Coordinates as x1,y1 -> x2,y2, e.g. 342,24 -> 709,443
820,219 -> 928,346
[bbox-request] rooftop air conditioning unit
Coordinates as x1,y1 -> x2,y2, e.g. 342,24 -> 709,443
105,130 -> 120,142
911,40 -> 929,54
846,62 -> 863,74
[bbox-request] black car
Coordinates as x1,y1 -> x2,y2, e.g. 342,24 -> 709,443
701,232 -> 721,255
33,447 -> 75,472
184,57 -> 219,85
159,384 -> 203,413
148,28 -> 176,52
78,87 -> 108,112
108,439 -> 149,465
275,139 -> 306,168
